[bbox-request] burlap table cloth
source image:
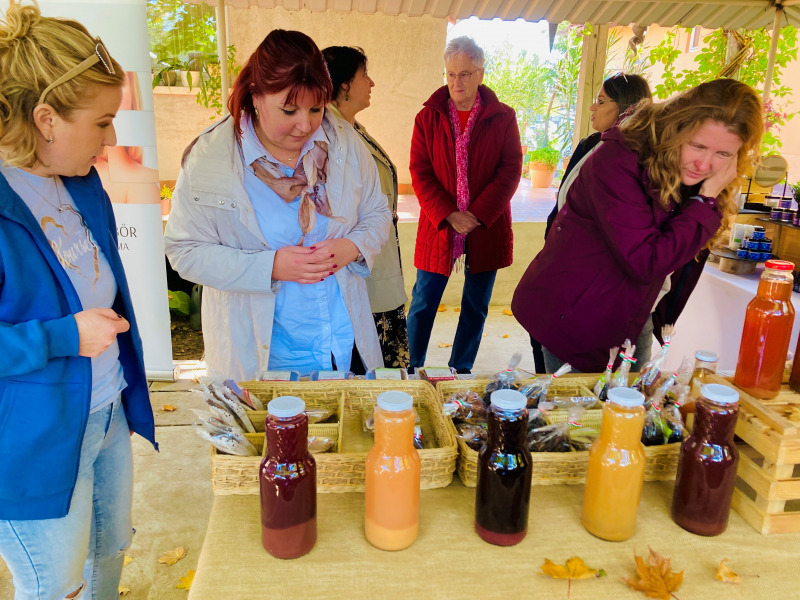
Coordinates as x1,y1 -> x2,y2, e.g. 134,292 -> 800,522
189,480 -> 800,599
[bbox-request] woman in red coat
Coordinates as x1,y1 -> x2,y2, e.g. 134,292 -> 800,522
512,79 -> 763,373
407,36 -> 522,373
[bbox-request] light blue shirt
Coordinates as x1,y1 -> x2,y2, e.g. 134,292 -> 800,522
239,115 -> 354,375
1,164 -> 126,413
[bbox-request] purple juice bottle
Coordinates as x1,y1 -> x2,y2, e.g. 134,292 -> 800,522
260,396 -> 317,558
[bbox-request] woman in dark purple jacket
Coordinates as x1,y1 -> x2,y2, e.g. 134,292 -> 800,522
512,79 -> 764,373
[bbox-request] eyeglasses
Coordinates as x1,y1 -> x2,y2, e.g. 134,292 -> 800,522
445,68 -> 483,83
38,37 -> 115,105
594,96 -> 617,105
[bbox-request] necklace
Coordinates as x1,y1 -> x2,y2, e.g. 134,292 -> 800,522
13,170 -> 70,213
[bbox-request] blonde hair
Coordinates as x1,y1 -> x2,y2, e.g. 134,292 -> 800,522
620,79 -> 763,238
0,0 -> 124,168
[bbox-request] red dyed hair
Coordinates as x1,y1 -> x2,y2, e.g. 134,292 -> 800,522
228,29 -> 333,135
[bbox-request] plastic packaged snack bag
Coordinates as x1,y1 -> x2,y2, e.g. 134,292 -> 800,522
456,423 -> 487,451
518,363 -> 572,408
442,390 -> 488,424
594,346 -> 619,399
632,325 -> 674,396
609,340 -> 636,390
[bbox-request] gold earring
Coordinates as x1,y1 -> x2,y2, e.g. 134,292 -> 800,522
47,135 -> 53,144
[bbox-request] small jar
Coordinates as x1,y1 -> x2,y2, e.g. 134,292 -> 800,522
736,248 -> 749,258
752,226 -> 766,240
771,207 -> 783,220
782,210 -> 794,223
795,213 -> 800,226
759,240 -> 772,251
744,239 -> 759,250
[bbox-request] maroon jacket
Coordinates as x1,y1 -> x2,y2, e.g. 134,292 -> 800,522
512,127 -> 722,372
409,85 -> 522,275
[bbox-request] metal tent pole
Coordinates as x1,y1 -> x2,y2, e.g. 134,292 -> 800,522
216,0 -> 229,115
763,5 -> 784,102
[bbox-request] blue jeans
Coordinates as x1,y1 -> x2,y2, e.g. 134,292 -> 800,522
0,398 -> 133,600
407,267 -> 497,371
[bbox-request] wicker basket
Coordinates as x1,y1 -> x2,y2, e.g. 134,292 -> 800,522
436,376 -> 681,487
210,380 -> 457,495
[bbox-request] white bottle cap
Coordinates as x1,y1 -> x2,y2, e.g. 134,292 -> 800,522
695,350 -> 719,363
377,391 -> 414,412
700,383 -> 739,404
607,387 -> 645,407
490,389 -> 527,410
267,396 -> 305,418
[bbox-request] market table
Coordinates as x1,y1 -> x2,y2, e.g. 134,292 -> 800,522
188,480 -> 800,599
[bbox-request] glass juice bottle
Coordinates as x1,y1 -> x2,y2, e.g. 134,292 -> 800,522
734,259 -> 795,399
581,387 -> 646,541
365,391 -> 420,551
259,396 -> 317,559
475,389 -> 532,546
682,350 -> 719,429
672,384 -> 740,536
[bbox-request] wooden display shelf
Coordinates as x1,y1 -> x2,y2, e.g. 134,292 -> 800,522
710,373 -> 800,534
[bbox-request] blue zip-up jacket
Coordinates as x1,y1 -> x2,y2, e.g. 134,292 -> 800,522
0,168 -> 157,520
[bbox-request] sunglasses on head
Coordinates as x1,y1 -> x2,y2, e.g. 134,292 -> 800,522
38,37 -> 115,105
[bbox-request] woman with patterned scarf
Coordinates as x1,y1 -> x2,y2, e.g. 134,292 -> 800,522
407,36 -> 522,374
164,29 -> 391,381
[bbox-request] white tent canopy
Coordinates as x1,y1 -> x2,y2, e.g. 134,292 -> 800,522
186,0 -> 798,29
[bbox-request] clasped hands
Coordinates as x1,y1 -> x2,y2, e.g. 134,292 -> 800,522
446,210 -> 480,235
273,238 -> 360,284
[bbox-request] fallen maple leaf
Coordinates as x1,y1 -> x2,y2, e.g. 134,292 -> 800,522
161,405 -> 177,412
437,304 -> 447,312
622,548 -> 683,600
118,587 -> 130,597
542,557 -> 600,599
158,546 -> 187,566
177,570 -> 195,590
715,559 -> 741,584
503,309 -> 514,316
437,342 -> 452,348
123,555 -> 133,567
454,307 -> 461,312
502,334 -> 510,338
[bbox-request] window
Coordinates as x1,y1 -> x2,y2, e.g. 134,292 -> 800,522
687,26 -> 702,52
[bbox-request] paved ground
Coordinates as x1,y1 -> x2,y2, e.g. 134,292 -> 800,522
0,306 -> 534,599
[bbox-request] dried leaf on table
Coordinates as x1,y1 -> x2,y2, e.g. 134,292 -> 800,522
541,556 -> 599,579
454,307 -> 461,312
161,405 -> 177,412
158,546 -> 187,566
438,342 -> 452,348
503,309 -> 514,316
622,548 -> 683,600
177,570 -> 195,590
118,587 -> 130,596
783,406 -> 800,422
542,557 -> 600,599
715,559 -> 741,584
502,334 -> 510,338
437,304 -> 447,312
123,555 -> 132,567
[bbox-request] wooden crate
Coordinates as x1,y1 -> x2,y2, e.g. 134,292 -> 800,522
711,373 -> 800,534
210,380 -> 457,495
436,375 -> 681,487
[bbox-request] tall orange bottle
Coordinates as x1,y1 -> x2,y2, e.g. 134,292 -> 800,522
734,259 -> 795,399
581,387 -> 646,541
364,391 -> 420,550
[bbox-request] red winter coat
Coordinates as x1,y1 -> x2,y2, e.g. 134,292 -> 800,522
409,85 -> 522,275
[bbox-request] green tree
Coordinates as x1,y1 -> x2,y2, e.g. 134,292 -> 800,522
643,26 -> 799,153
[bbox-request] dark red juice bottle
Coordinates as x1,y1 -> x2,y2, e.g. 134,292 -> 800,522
260,396 -> 317,558
475,389 -> 532,546
671,383 -> 740,536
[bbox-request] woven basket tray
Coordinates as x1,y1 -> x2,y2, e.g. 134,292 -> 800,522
210,380 -> 457,495
436,376 -> 681,487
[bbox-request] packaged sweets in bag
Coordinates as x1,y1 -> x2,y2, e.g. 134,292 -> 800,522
632,325 -> 674,396
610,340 -> 636,390
224,379 -> 265,411
306,408 -> 334,424
482,353 -> 526,404
442,390 -> 488,424
456,422 -> 488,451
594,346 -> 619,399
308,436 -> 335,453
641,401 -> 666,446
661,401 -> 685,444
518,363 -> 572,408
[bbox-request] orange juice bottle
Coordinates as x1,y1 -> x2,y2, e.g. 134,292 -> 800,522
365,391 -> 421,550
581,387 -> 646,541
734,259 -> 795,399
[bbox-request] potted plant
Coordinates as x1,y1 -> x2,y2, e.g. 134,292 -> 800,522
527,146 -> 560,188
791,181 -> 800,203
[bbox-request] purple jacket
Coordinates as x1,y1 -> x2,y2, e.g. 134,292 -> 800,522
512,127 -> 722,372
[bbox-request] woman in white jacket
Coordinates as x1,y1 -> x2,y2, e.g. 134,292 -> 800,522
164,29 -> 391,380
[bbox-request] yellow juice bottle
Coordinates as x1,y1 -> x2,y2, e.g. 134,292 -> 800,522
581,387 -> 646,541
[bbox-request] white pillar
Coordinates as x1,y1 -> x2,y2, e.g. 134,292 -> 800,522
216,0 -> 230,116
763,6 -> 784,102
573,23 -> 609,151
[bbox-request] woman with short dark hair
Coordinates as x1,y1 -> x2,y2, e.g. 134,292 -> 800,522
323,46 -> 409,368
165,30 -> 391,379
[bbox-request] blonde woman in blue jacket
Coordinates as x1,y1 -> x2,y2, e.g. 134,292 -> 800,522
0,4 -> 156,598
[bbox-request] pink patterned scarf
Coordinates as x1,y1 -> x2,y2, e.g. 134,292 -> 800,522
447,92 -> 483,269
